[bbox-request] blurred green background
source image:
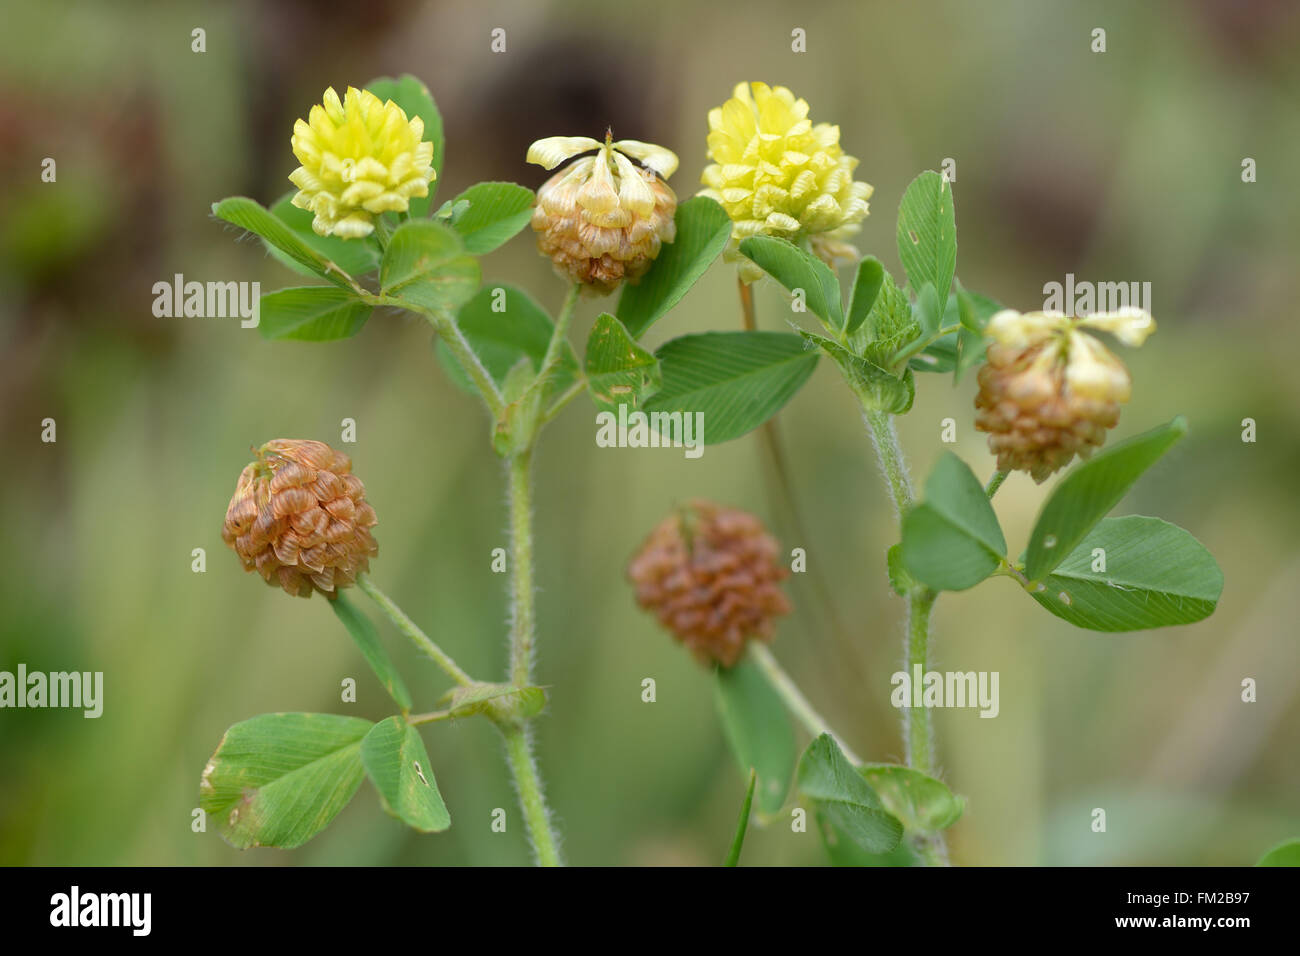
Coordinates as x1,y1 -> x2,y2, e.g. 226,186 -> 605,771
1,0 -> 1297,866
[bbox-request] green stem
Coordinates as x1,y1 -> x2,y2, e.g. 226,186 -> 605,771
498,723 -> 562,866
539,283 -> 580,381
889,323 -> 962,369
985,469 -> 1009,499
859,405 -> 949,866
356,573 -> 474,687
542,377 -> 588,423
428,309 -> 506,418
506,450 -> 536,687
749,643 -> 861,764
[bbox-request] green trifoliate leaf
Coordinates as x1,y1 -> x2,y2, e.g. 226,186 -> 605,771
896,170 -> 956,305
199,713 -> 372,849
798,734 -> 903,855
380,220 -> 480,313
360,717 -> 450,833
258,287 -> 373,342
643,331 -> 818,444
1023,417 -> 1188,582
900,452 -> 1007,591
584,313 -> 662,412
737,234 -> 844,330
1026,516 -> 1222,631
618,196 -> 732,339
446,181 -> 535,254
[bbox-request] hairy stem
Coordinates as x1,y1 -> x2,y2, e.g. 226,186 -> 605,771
749,643 -> 861,764
507,450 -> 537,688
356,573 -> 474,687
498,722 -> 562,866
494,285 -> 579,865
859,406 -> 949,865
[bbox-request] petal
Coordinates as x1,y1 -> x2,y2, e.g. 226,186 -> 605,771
1077,307 -> 1156,347
526,135 -> 603,169
613,139 -> 680,178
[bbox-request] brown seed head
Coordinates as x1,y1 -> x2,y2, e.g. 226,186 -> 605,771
627,501 -> 791,668
221,439 -> 378,598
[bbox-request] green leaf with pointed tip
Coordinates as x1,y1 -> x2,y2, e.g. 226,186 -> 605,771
584,313 -> 661,412
618,196 -> 732,338
1024,417 -> 1188,581
360,717 -> 450,833
737,235 -> 843,329
896,170 -> 956,304
901,452 -> 1006,591
715,654 -> 796,815
213,197 -> 358,290
817,811 -> 921,866
199,713 -> 372,849
258,286 -> 373,342
380,220 -> 480,313
859,764 -> 965,831
329,592 -> 412,710
643,331 -> 817,443
1028,516 -> 1222,631
448,181 -> 535,254
798,734 -> 903,854
1257,839 -> 1300,866
723,769 -> 757,867
844,256 -> 885,336
267,191 -> 380,278
365,75 -> 444,213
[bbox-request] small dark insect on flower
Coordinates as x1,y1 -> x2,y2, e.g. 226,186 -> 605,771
221,439 -> 378,598
627,500 -> 791,668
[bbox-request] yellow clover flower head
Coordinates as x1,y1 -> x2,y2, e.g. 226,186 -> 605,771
527,133 -> 679,295
700,82 -> 873,281
289,86 -> 435,239
975,308 -> 1156,482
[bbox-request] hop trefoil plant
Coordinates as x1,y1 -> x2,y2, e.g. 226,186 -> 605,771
626,81 -> 1224,866
203,75 -> 1223,867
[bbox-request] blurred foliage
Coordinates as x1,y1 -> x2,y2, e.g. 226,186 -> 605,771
1,0 -> 1298,865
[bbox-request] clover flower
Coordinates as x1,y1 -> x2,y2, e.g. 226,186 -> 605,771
974,308 -> 1156,482
628,501 -> 791,668
700,81 -> 873,280
222,439 -> 379,598
288,86 -> 435,239
527,133 -> 679,294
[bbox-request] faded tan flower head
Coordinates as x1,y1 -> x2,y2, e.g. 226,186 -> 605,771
527,133 -> 678,294
975,308 -> 1155,482
222,439 -> 378,598
627,501 -> 791,668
